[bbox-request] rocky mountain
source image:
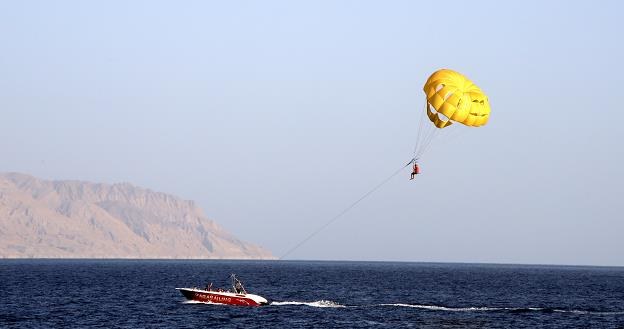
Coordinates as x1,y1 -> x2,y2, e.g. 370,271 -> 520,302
0,173 -> 273,259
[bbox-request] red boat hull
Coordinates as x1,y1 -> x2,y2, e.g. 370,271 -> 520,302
177,288 -> 267,306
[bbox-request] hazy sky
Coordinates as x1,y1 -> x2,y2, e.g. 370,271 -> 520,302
2,1 -> 623,265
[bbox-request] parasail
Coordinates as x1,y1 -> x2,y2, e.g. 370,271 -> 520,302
423,69 -> 490,129
411,69 -> 490,165
281,68 -> 492,258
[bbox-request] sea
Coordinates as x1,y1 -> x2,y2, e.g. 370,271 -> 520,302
1,260 -> 623,328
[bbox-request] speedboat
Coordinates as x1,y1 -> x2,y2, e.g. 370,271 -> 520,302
176,274 -> 268,306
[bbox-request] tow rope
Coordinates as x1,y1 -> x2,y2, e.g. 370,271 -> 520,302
279,159 -> 414,260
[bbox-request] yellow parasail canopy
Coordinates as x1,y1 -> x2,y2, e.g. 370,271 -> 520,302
423,69 -> 490,129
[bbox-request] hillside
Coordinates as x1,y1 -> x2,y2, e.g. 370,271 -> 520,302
0,173 -> 273,259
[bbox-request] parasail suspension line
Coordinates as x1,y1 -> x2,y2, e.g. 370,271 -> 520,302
280,160 -> 414,260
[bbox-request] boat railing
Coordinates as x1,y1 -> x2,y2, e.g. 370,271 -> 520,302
230,274 -> 248,294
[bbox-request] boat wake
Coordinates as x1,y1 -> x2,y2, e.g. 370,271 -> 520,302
379,303 -> 502,312
269,301 -> 624,315
270,300 -> 345,308
380,303 -> 624,315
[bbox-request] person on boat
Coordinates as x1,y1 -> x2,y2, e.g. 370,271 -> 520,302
205,282 -> 212,291
234,280 -> 244,294
410,162 -> 421,180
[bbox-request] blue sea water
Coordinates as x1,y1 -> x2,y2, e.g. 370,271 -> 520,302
1,260 -> 623,328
